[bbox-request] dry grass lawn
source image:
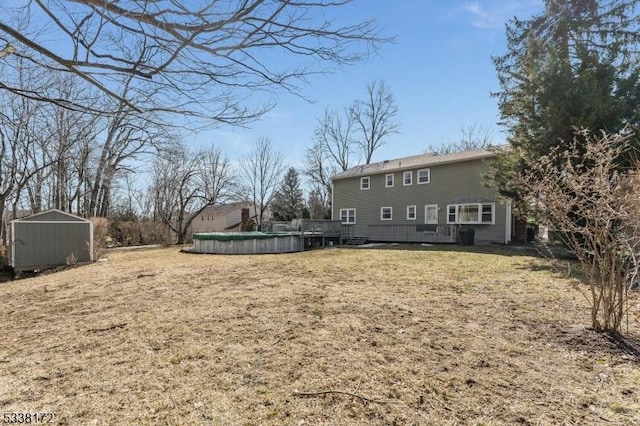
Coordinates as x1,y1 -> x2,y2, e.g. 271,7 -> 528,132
1,246 -> 639,425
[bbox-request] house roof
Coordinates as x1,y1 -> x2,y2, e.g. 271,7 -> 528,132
198,201 -> 254,215
332,148 -> 497,181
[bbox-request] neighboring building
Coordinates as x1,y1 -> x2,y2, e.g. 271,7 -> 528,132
331,149 -> 512,245
9,209 -> 94,273
189,201 -> 268,234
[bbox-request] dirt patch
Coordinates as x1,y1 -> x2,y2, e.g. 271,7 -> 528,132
0,247 -> 638,425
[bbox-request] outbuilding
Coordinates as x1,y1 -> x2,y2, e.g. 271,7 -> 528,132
9,209 -> 94,273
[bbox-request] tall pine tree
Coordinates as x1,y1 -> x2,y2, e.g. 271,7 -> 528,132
271,167 -> 305,221
489,0 -> 640,204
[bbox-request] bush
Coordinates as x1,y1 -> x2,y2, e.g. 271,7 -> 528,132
109,220 -> 172,246
516,129 -> 640,333
90,217 -> 110,259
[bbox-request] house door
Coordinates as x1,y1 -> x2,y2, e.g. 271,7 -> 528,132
425,204 -> 438,224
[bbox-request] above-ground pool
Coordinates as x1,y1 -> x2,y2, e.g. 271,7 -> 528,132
190,232 -> 302,254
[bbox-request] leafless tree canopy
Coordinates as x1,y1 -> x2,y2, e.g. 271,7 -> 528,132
516,129 -> 640,333
427,124 -> 494,155
152,142 -> 234,244
351,80 -> 399,164
303,80 -> 398,211
240,137 -> 285,227
0,1 -> 385,122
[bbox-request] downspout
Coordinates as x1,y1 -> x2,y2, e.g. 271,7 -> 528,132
89,221 -> 95,261
10,220 -> 15,267
505,199 -> 512,244
331,179 -> 334,221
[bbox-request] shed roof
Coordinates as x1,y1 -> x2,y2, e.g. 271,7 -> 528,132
12,209 -> 91,223
332,148 -> 498,181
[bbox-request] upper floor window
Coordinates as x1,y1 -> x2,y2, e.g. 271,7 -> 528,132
385,173 -> 394,188
447,203 -> 495,225
417,168 -> 430,184
360,176 -> 370,190
403,171 -> 412,186
381,207 -> 393,220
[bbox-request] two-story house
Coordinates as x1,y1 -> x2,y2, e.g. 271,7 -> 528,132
331,149 -> 512,245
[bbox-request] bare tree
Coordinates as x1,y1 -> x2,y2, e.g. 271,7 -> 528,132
307,186 -> 329,219
0,70 -> 56,242
303,107 -> 356,208
240,137 -> 285,228
315,108 -> 356,171
303,140 -> 337,208
351,80 -> 399,164
24,76 -> 101,214
0,1 -> 386,122
86,88 -> 175,218
426,124 -> 494,154
516,129 -> 640,333
152,143 -> 234,244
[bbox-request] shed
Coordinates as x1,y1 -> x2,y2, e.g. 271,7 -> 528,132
10,209 -> 94,272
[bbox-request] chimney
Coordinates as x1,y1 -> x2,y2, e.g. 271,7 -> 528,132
241,208 -> 250,231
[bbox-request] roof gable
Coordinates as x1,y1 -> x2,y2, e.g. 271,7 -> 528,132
332,148 -> 498,181
14,209 -> 90,222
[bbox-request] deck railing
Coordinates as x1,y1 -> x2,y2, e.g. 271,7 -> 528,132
262,219 -> 343,237
367,224 -> 457,243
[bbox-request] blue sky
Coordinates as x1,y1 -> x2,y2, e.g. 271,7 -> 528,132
194,0 -> 543,168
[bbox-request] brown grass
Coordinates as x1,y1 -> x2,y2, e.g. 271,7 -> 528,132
1,246 -> 639,425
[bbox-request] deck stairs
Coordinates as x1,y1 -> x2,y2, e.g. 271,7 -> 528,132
345,235 -> 368,245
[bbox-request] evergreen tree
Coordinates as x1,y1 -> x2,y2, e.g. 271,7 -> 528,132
271,168 -> 305,221
489,0 -> 640,205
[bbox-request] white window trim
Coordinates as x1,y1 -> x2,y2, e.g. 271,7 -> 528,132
380,206 -> 393,221
417,168 -> 430,184
425,204 -> 438,224
407,205 -> 416,220
360,176 -> 370,190
446,203 -> 495,225
385,173 -> 394,188
340,208 -> 356,224
403,171 -> 412,186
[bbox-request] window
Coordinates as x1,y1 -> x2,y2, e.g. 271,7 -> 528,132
448,206 -> 456,224
385,173 -> 394,188
446,203 -> 495,225
340,208 -> 356,224
381,207 -> 393,220
360,176 -> 370,190
425,204 -> 438,224
459,204 -> 479,222
407,205 -> 416,220
403,171 -> 412,186
417,168 -> 430,184
482,204 -> 493,223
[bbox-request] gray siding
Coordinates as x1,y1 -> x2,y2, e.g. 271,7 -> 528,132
333,158 -> 507,244
12,222 -> 92,269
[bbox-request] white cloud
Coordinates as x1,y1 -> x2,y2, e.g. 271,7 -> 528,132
461,1 -> 541,30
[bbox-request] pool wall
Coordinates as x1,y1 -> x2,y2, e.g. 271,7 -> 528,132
191,232 -> 302,254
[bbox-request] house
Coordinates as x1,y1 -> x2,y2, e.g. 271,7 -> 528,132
9,209 -> 94,273
189,201 -> 268,234
331,149 -> 512,245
